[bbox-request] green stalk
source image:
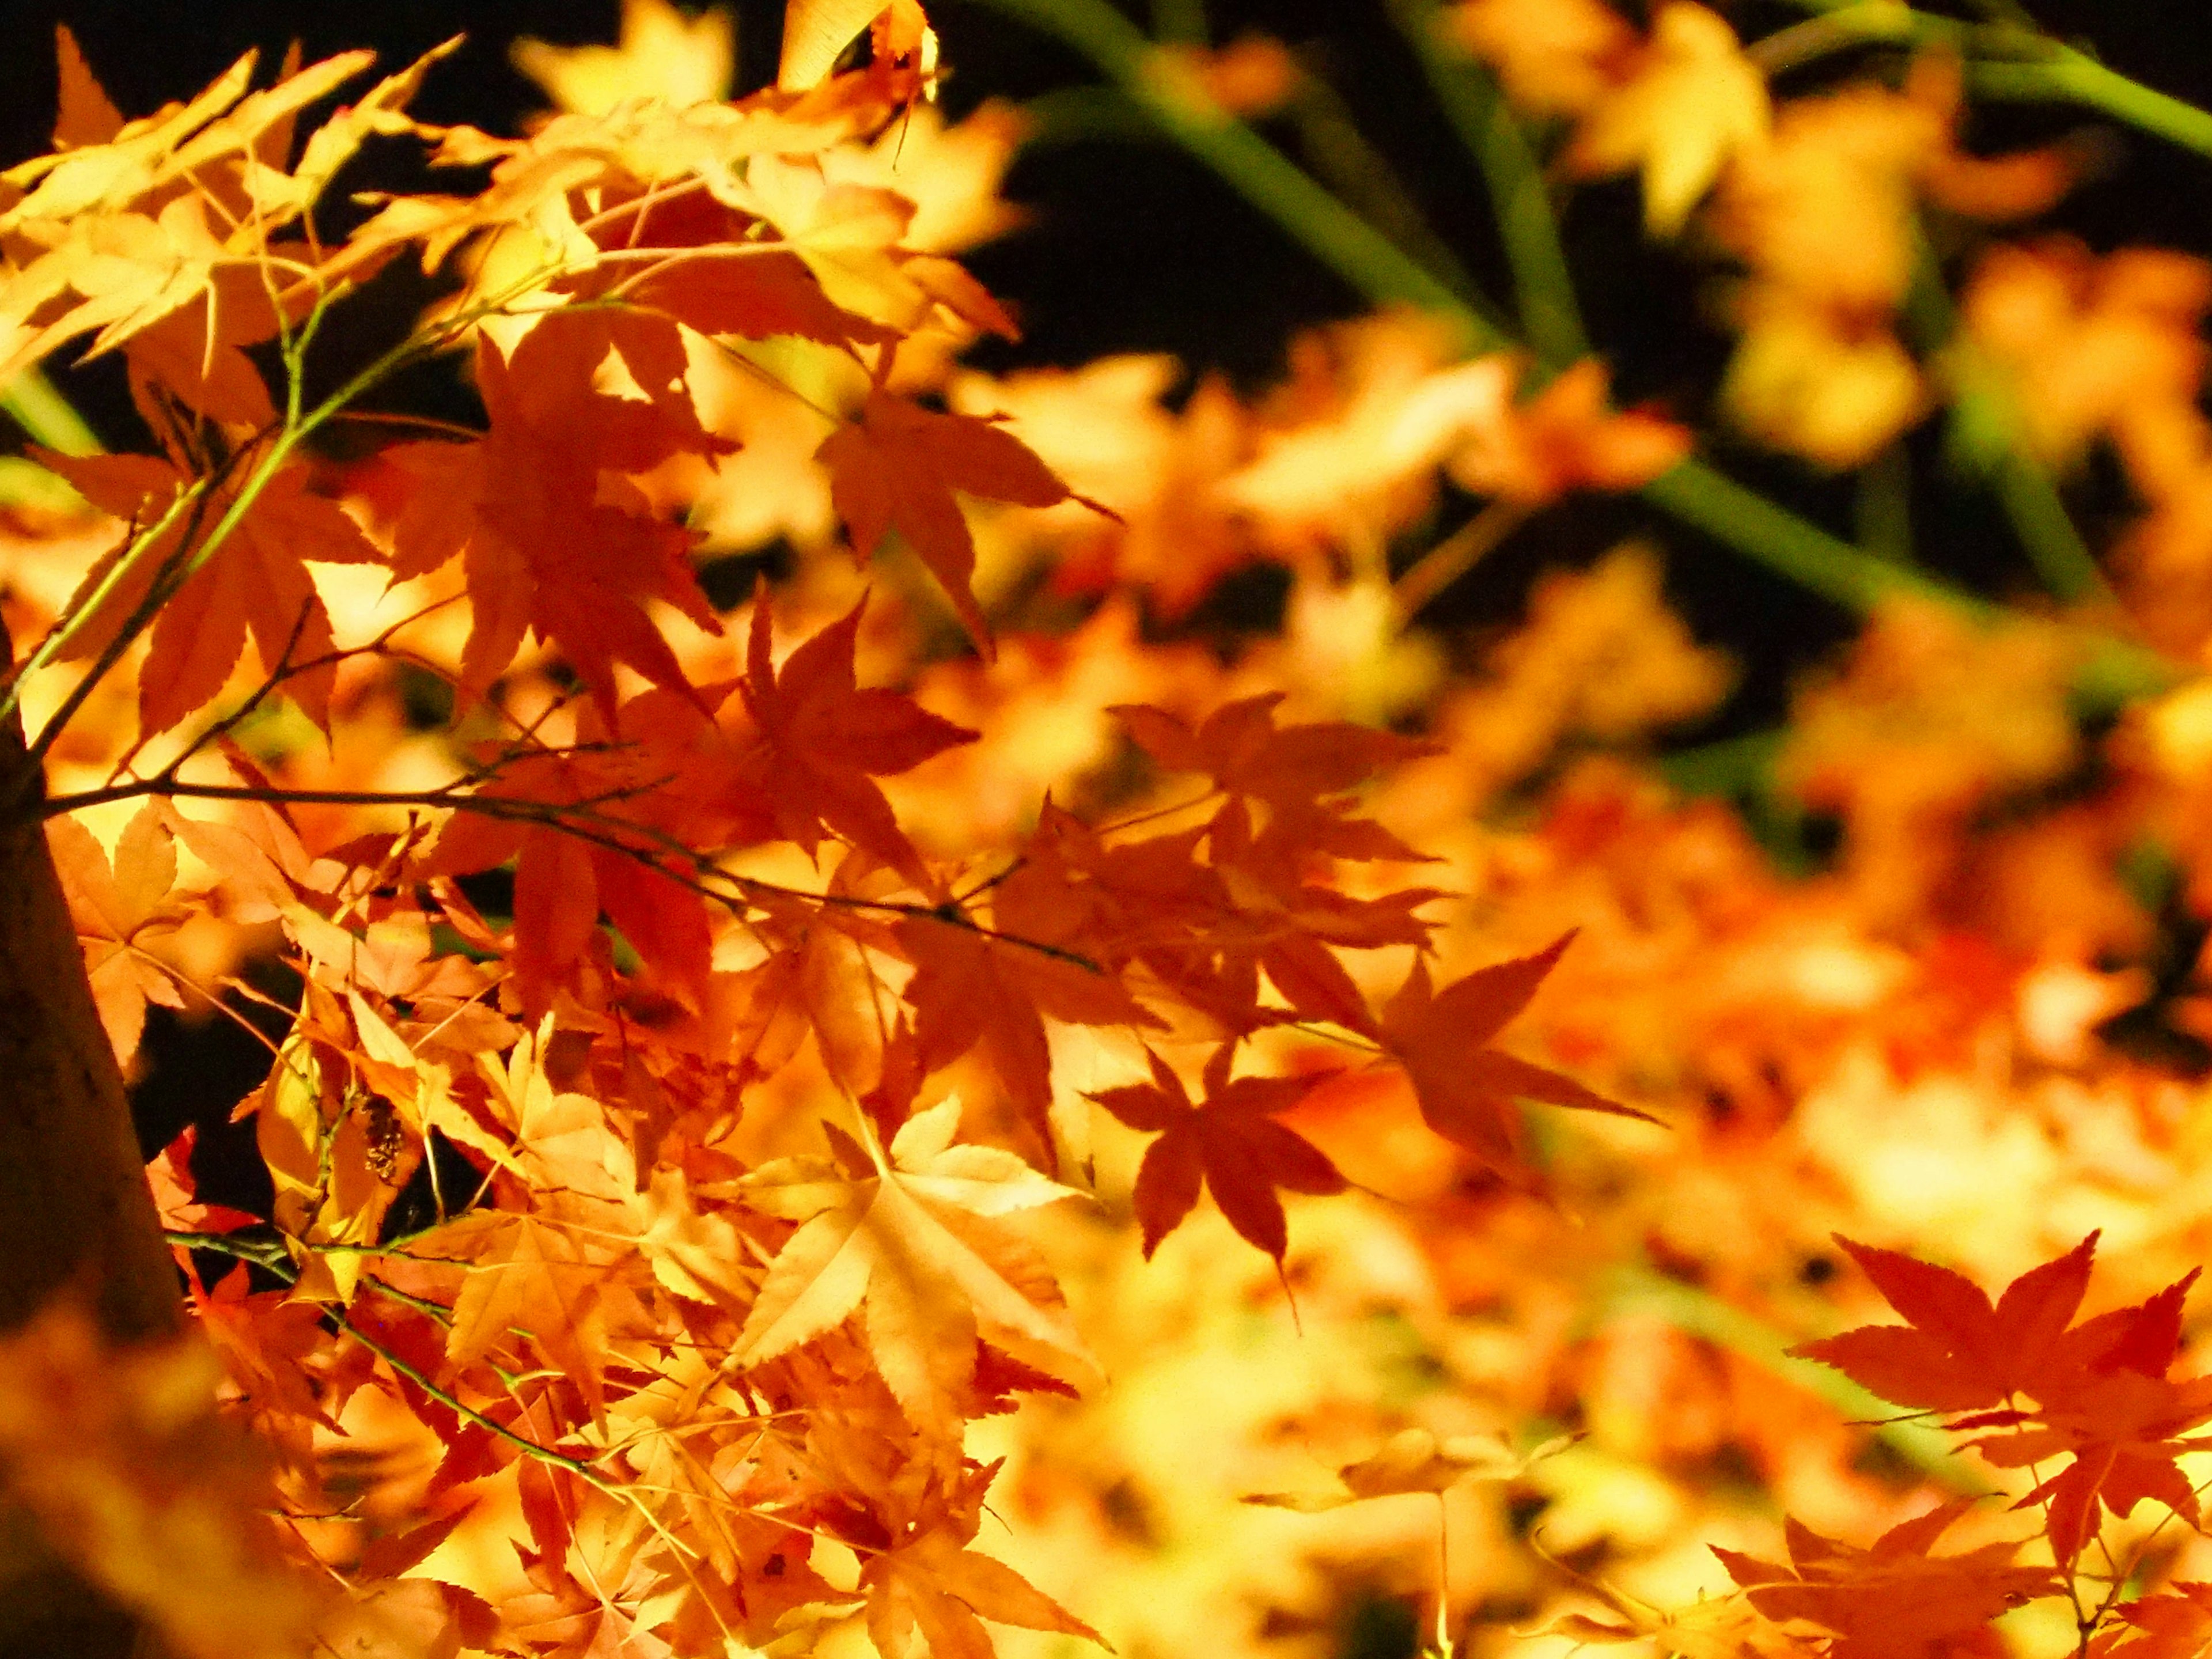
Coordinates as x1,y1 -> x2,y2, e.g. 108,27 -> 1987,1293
1904,241 -> 2112,608
1970,53 -> 2212,164
1148,0 -> 1207,44
1777,0 -> 2212,164
964,0 -> 1494,336
1383,0 -> 1588,368
0,368 -> 101,459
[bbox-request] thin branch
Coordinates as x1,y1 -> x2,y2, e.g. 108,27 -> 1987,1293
1392,497 -> 1533,623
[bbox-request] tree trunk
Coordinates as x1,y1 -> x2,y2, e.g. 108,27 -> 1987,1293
0,680 -> 185,1657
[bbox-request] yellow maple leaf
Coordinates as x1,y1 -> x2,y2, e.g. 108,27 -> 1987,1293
731,1097 -> 1097,1435
1566,2 -> 1768,237
511,0 -> 736,116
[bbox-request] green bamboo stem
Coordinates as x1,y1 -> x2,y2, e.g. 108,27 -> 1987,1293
1384,0 -> 1589,368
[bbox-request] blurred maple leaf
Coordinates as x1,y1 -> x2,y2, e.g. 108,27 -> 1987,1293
1714,1501 -> 2055,1659
1563,2 -> 1767,237
511,0 -> 735,116
1244,1425 -> 1569,1509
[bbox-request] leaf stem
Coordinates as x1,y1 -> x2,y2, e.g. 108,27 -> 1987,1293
1969,52 -> 2212,163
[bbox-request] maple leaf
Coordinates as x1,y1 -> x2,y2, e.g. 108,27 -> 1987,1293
1713,1501 -> 2054,1659
1113,693 -> 1435,817
740,592 -> 979,887
781,0 -> 939,105
1089,1046 -> 1345,1263
1450,0 -> 1638,118
1244,1426 -> 1568,1511
145,1128 -> 261,1236
1789,1232 -> 2103,1415
425,744 -> 714,1017
731,1099 -> 1097,1435
861,1520 -> 1101,1659
1445,359 -> 1692,503
47,803 -> 194,1064
1564,2 -> 1768,237
0,1303 -> 324,1659
2092,1583 -> 2212,1659
1794,1234 -> 2212,1566
820,387 -> 1089,655
0,32 -> 442,390
897,899 -> 1160,1165
36,449 -> 381,735
1380,932 -> 1657,1180
379,309 -> 727,715
512,0 -> 736,116
439,1211 -> 618,1411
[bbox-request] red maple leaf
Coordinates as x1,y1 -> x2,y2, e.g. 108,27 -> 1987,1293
1714,1500 -> 2055,1659
380,308 -> 729,715
1089,1044 -> 1346,1263
1379,932 -> 1656,1180
1795,1233 -> 2212,1565
738,591 -> 979,887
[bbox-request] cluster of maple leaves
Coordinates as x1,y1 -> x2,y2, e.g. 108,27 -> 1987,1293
0,9 -> 1672,1657
13,3 -> 2212,1659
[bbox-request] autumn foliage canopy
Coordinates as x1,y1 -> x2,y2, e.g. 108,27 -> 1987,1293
9,2 -> 2212,1659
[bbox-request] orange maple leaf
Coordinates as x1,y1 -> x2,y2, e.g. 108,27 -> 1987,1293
740,592 -> 979,887
820,387 -> 1088,655
896,905 -> 1157,1165
1380,931 -> 1656,1179
427,745 -> 715,1017
380,310 -> 727,715
1089,1045 -> 1346,1263
36,449 -> 381,735
732,1101 -> 1097,1435
1713,1501 -> 2054,1659
861,1521 -> 1100,1659
46,803 -> 195,1064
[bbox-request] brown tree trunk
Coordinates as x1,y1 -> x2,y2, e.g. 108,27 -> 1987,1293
0,686 -> 185,1657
